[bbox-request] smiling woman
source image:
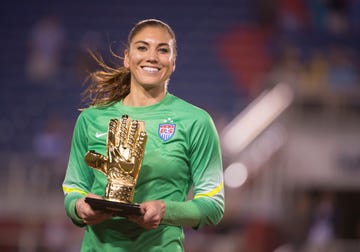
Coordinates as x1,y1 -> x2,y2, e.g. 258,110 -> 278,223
123,25 -> 176,106
81,19 -> 177,108
62,19 -> 224,252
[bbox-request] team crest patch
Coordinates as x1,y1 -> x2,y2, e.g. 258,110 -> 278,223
158,123 -> 176,141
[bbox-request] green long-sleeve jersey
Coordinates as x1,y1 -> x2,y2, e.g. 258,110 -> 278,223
62,93 -> 224,251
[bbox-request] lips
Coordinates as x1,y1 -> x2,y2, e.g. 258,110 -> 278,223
141,66 -> 160,73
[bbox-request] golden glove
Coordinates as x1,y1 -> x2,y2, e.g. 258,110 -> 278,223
85,115 -> 147,203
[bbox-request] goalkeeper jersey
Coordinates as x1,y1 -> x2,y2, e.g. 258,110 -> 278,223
62,93 -> 224,252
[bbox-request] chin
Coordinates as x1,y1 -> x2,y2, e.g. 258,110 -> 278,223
140,79 -> 165,87
137,82 -> 161,89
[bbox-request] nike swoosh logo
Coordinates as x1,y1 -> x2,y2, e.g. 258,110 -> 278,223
95,132 -> 107,138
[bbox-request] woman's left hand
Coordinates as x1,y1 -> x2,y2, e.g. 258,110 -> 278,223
127,200 -> 165,229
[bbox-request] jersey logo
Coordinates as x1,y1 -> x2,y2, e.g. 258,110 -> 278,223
95,132 -> 107,138
158,123 -> 176,141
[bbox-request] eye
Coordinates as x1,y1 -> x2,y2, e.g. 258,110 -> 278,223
158,47 -> 169,54
137,46 -> 147,51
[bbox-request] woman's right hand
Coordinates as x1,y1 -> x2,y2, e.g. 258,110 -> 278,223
75,193 -> 113,225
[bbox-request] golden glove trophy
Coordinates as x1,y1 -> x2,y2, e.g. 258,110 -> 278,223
84,115 -> 147,216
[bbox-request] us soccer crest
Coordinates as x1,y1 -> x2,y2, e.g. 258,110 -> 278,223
158,123 -> 176,141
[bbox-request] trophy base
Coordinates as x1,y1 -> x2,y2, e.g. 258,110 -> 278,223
85,197 -> 142,217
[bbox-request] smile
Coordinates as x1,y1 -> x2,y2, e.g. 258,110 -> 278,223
141,66 -> 160,73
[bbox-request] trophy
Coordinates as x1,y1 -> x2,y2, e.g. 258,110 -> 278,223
84,115 -> 147,216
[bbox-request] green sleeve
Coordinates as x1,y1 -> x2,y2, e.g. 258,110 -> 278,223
161,197 -> 223,229
62,112 -> 94,227
64,192 -> 86,227
162,112 -> 225,228
161,200 -> 201,227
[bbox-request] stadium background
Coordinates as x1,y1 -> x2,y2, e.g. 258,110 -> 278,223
0,0 -> 359,251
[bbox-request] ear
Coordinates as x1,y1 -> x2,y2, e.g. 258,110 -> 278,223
172,58 -> 176,72
123,49 -> 129,68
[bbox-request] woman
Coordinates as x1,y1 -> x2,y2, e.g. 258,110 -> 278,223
62,19 -> 224,251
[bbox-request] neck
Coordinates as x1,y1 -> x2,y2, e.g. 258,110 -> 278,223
123,86 -> 167,107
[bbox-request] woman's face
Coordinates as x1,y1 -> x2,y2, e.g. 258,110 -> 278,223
124,26 -> 176,90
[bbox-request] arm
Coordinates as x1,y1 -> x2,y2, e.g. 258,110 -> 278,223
62,112 -> 94,226
162,113 -> 225,228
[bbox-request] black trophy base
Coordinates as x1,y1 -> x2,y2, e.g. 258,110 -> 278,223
85,197 -> 142,217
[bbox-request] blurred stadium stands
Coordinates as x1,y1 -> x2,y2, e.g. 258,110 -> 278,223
0,0 -> 359,251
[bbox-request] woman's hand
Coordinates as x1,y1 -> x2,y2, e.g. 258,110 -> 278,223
127,200 -> 165,229
75,193 -> 113,225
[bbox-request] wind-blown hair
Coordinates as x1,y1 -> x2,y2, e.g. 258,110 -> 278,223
81,19 -> 177,108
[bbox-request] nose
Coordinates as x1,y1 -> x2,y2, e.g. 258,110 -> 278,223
146,48 -> 158,62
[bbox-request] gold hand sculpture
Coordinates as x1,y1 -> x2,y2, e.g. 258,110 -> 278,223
85,115 -> 147,204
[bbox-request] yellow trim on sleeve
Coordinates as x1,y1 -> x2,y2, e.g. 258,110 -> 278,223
194,182 -> 223,199
62,185 -> 88,196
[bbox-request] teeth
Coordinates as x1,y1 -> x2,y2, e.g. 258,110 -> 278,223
142,67 -> 159,73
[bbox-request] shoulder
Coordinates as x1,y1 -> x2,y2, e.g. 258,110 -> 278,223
73,103 -> 116,129
167,94 -> 218,138
167,94 -> 212,121
78,102 -> 116,118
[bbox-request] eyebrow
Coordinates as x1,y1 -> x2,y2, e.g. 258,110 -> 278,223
134,40 -> 170,47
